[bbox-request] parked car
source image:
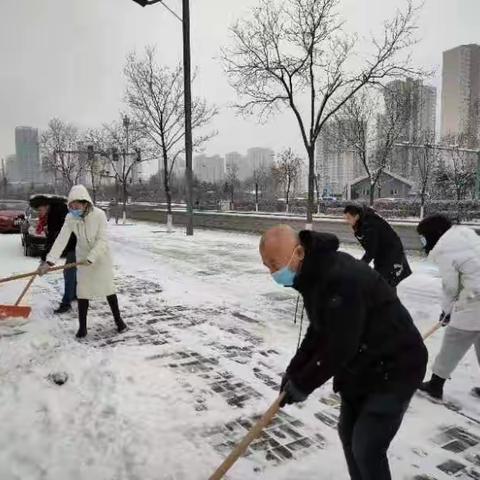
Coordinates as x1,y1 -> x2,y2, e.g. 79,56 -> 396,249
0,200 -> 27,233
21,206 -> 48,257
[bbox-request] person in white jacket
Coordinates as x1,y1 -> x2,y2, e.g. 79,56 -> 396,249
417,214 -> 480,400
38,185 -> 127,338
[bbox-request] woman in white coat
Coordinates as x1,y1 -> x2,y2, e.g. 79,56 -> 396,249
39,185 -> 127,338
417,214 -> 480,400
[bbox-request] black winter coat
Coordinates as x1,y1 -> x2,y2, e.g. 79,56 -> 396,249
287,230 -> 427,399
353,208 -> 411,287
41,201 -> 76,261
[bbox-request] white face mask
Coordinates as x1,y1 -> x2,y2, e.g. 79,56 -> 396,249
419,235 -> 427,248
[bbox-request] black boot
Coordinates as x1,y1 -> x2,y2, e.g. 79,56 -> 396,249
76,299 -> 89,338
419,374 -> 446,400
54,304 -> 72,314
471,387 -> 480,399
107,295 -> 127,333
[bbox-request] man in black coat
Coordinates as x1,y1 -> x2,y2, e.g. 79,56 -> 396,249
260,225 -> 427,480
343,205 -> 412,288
30,195 -> 77,314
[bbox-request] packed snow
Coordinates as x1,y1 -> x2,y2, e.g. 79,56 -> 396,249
0,223 -> 479,480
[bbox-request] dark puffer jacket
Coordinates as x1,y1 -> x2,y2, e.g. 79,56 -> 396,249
287,230 -> 427,398
30,197 -> 77,261
353,207 -> 411,287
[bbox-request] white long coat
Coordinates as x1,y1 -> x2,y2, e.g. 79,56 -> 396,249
429,226 -> 480,331
47,185 -> 115,300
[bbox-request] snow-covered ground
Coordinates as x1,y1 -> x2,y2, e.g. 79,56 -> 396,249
0,224 -> 479,480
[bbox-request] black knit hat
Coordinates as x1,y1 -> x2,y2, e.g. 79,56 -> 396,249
417,214 -> 452,253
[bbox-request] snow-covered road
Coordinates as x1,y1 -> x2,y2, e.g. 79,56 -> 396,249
0,224 -> 479,480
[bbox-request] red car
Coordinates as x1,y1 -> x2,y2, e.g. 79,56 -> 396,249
0,200 -> 27,233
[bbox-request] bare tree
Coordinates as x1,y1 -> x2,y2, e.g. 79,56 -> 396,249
81,128 -> 112,204
225,163 -> 240,208
336,86 -> 412,205
41,118 -> 86,192
223,0 -> 422,226
412,134 -> 438,218
273,148 -> 302,212
124,47 -> 217,231
437,134 -> 477,206
101,117 -> 148,224
252,165 -> 269,212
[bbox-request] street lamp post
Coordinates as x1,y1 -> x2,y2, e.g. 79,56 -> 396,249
130,0 -> 194,236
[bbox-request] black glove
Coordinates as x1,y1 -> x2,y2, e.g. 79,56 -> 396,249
280,380 -> 308,407
439,312 -> 451,326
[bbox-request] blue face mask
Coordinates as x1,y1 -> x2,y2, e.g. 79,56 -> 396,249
271,249 -> 298,287
272,266 -> 297,287
69,208 -> 84,219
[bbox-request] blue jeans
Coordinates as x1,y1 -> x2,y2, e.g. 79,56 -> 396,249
61,250 -> 77,306
338,392 -> 412,480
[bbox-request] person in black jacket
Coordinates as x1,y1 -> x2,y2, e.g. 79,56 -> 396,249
260,225 -> 427,480
30,195 -> 77,314
343,205 -> 412,288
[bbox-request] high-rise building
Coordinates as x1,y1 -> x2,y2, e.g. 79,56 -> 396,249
225,152 -> 250,181
382,78 -> 437,186
15,126 -> 40,184
441,44 -> 480,144
193,154 -> 225,183
384,78 -> 437,142
316,120 -> 363,197
5,154 -> 20,182
246,147 -> 275,173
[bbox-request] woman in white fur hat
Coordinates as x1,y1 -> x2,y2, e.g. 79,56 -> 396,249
38,185 -> 127,338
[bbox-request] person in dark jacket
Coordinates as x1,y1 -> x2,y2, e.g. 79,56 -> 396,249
260,225 -> 427,480
30,195 -> 77,314
343,205 -> 412,288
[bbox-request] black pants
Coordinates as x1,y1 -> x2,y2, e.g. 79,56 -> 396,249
77,294 -> 122,331
338,391 -> 412,480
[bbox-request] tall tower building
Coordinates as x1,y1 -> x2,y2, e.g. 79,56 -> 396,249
15,126 -> 40,184
441,44 -> 480,145
384,78 -> 437,142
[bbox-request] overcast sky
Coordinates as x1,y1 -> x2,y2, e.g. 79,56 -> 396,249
1,0 -> 479,170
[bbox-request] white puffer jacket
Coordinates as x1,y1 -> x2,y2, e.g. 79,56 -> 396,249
47,185 -> 115,300
429,226 -> 480,331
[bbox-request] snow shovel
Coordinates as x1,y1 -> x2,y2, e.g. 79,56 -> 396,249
0,274 -> 37,320
0,262 -> 82,320
208,392 -> 286,480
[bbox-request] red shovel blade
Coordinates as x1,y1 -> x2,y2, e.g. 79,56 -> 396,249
0,305 -> 32,320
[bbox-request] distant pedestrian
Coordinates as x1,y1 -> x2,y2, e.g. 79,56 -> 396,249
31,195 -> 77,314
260,225 -> 427,480
344,205 -> 412,288
417,214 -> 480,400
38,185 -> 127,338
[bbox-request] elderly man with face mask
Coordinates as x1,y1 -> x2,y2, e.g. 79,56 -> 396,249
260,225 -> 427,480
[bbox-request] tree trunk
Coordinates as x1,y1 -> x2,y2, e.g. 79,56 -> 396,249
369,182 -> 375,206
90,169 -> 97,204
255,182 -> 259,212
306,147 -> 315,229
122,184 -> 128,225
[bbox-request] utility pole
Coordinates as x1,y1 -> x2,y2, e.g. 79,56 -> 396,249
130,0 -> 194,235
182,0 -> 193,235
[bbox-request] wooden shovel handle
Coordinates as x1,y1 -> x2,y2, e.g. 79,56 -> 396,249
0,262 -> 83,285
208,392 -> 286,480
422,321 -> 443,340
15,274 -> 37,306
